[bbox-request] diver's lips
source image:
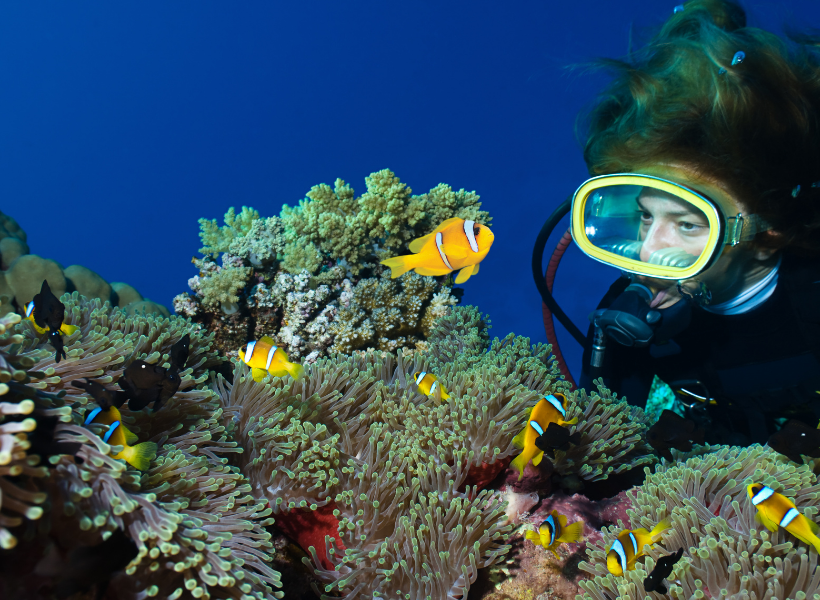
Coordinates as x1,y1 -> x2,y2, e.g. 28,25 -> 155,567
649,288 -> 670,308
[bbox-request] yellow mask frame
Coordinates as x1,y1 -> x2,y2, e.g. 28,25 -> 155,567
570,173 -> 772,280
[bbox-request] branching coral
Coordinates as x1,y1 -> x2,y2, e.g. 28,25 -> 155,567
180,169 -> 478,363
578,444 -> 820,600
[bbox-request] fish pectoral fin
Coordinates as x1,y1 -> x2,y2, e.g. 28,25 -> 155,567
438,243 -> 469,259
754,511 -> 779,533
251,368 -> 269,382
60,323 -> 80,336
524,530 -> 541,545
532,449 -> 545,466
557,520 -> 584,544
408,232 -> 436,253
454,264 -> 476,284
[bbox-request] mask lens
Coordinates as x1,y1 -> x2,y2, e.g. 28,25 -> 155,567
582,184 -> 712,274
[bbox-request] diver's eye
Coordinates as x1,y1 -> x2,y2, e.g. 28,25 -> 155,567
473,225 -> 481,236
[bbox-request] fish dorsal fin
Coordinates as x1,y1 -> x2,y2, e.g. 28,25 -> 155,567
557,513 -> 568,528
408,232 -> 436,254
260,336 -> 277,346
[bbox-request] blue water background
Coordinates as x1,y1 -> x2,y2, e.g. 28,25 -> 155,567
4,1 -> 817,382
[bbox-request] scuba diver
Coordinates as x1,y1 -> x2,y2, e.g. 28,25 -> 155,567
533,0 -> 820,446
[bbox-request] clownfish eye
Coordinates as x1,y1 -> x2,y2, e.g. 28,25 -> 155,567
473,224 -> 481,236
751,485 -> 762,494
413,371 -> 420,378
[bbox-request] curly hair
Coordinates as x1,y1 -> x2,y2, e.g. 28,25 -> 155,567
579,0 -> 820,255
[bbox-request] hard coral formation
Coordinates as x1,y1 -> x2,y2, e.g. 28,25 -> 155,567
1,293 -> 283,600
0,209 -> 166,318
578,444 -> 820,600
177,169 -> 484,362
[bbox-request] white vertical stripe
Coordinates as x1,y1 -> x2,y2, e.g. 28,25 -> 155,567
545,394 -> 566,418
611,540 -> 627,573
265,345 -> 278,370
416,371 -> 427,385
430,381 -> 438,395
752,486 -> 774,505
435,233 -> 453,269
780,508 -> 800,527
529,420 -> 545,436
244,341 -> 257,363
25,301 -> 34,318
463,220 -> 479,252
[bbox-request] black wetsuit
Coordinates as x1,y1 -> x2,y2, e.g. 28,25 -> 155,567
579,251 -> 820,445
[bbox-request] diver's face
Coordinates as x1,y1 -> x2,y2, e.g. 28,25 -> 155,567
636,189 -> 711,263
633,164 -> 776,310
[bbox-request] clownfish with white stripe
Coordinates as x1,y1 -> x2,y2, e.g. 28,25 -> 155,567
525,510 -> 584,558
380,217 -> 494,284
510,392 -> 578,480
238,335 -> 304,382
412,370 -> 450,400
83,405 -> 157,471
24,280 -> 80,363
606,518 -> 672,576
747,483 -> 820,553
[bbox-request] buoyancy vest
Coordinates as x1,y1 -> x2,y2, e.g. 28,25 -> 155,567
579,251 -> 820,444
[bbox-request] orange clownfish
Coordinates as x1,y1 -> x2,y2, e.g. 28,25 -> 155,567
606,518 -> 671,576
510,393 -> 577,480
380,217 -> 494,284
83,405 -> 157,471
525,510 -> 584,558
412,370 -> 450,400
239,336 -> 304,382
748,483 -> 820,553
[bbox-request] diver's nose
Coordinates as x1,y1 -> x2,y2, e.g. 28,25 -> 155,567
639,223 -> 675,262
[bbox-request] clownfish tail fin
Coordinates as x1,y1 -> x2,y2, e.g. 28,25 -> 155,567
380,255 -> 417,279
286,361 -> 304,381
650,517 -> 672,542
557,520 -> 584,544
125,441 -> 157,471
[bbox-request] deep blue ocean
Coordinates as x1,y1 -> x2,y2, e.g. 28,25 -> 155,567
6,0 -> 817,381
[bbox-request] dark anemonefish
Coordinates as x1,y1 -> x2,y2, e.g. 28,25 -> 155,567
747,483 -> 820,553
412,370 -> 450,400
524,510 -> 584,558
84,405 -> 157,471
380,217 -> 494,284
238,336 -> 304,382
510,393 -> 577,480
606,518 -> 671,576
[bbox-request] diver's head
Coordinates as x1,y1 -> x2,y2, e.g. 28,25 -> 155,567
574,0 -> 820,306
632,163 -> 779,310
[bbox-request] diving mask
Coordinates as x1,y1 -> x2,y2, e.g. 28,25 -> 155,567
570,174 -> 772,280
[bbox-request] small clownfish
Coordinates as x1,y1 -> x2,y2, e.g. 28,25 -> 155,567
412,371 -> 450,400
524,510 -> 584,558
238,336 -> 304,383
510,393 -> 578,480
84,405 -> 157,471
380,217 -> 494,284
606,518 -> 671,576
24,280 -> 81,363
747,483 -> 820,553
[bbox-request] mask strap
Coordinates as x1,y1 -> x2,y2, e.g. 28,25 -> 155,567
724,213 -> 773,246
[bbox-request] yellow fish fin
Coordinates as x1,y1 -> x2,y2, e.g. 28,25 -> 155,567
28,319 -> 49,335
557,513 -> 568,528
649,517 -> 672,542
473,263 -> 480,275
123,427 -> 139,446
408,232 -> 436,254
532,449 -> 545,467
285,361 -> 304,381
413,265 -> 452,276
251,368 -> 269,382
380,255 -> 419,279
547,546 -> 562,559
556,520 -> 584,544
524,530 -> 541,546
454,264 -> 476,284
260,335 -> 277,345
510,451 -> 532,481
438,243 -> 469,259
512,429 -> 526,449
755,511 -> 780,533
808,519 -> 820,536
60,323 -> 80,336
560,416 -> 579,426
123,441 -> 157,471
